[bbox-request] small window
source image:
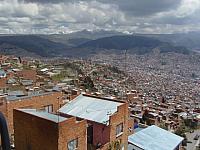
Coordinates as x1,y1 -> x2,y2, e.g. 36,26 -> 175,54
68,138 -> 78,150
116,123 -> 123,136
44,104 -> 53,113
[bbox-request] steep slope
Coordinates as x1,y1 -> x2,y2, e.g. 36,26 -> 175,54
0,35 -> 68,57
0,43 -> 40,57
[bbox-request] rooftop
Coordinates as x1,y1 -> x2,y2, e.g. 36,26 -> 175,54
59,94 -> 124,125
6,91 -> 56,101
128,125 -> 184,150
0,69 -> 6,76
18,109 -> 67,123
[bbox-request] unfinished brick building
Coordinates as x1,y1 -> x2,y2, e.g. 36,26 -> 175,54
14,109 -> 87,150
59,94 -> 130,150
0,91 -> 63,134
13,94 -> 133,150
17,69 -> 37,81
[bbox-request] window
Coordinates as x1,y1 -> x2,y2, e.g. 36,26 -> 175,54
68,138 -> 78,150
44,104 -> 53,113
116,123 -> 123,136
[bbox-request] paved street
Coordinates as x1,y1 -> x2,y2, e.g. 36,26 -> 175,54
185,130 -> 200,150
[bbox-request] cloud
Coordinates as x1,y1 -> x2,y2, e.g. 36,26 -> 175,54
0,0 -> 199,34
22,0 -> 182,16
0,0 -> 39,17
102,0 -> 182,16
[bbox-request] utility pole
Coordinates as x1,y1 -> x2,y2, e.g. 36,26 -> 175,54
123,50 -> 128,101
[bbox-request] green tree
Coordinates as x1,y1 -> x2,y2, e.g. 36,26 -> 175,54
84,76 -> 94,90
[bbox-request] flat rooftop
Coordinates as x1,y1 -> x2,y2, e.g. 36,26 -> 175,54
6,91 -> 56,101
128,125 -> 184,150
18,109 -> 67,123
59,94 -> 124,125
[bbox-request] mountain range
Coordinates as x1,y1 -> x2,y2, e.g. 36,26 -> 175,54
0,30 -> 199,57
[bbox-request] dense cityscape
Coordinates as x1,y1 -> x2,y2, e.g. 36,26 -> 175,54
0,0 -> 200,150
0,53 -> 198,150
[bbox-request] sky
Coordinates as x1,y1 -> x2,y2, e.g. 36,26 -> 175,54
0,0 -> 200,34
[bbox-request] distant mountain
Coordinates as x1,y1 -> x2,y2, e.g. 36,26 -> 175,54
67,30 -> 200,51
0,33 -> 192,57
136,32 -> 200,51
39,34 -> 91,47
66,29 -> 125,39
0,35 -> 68,57
77,35 -> 190,55
0,43 -> 40,57
38,29 -> 125,46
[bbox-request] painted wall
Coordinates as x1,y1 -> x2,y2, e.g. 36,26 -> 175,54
92,122 -> 110,147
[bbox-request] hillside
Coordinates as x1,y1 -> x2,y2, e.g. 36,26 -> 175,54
77,35 -> 190,55
38,29 -> 125,46
0,34 -> 191,57
66,29 -> 125,39
0,35 -> 68,57
0,43 -> 40,57
136,32 -> 200,51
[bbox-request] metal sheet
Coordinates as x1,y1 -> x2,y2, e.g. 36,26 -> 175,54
128,125 -> 184,150
59,94 -> 123,125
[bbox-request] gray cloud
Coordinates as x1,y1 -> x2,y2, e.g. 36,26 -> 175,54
103,0 -> 182,16
0,0 -> 199,34
23,0 -> 182,16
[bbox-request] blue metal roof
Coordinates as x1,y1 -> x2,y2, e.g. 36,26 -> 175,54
59,94 -> 123,125
128,125 -> 184,150
19,109 -> 68,123
0,69 -> 6,77
7,78 -> 16,84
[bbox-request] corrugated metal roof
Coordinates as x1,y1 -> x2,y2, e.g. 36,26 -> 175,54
59,94 -> 123,125
19,109 -> 67,123
128,125 -> 184,150
7,78 -> 16,84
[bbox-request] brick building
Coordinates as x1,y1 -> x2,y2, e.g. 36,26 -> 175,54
13,94 -> 133,150
59,94 -> 130,150
0,78 -> 7,90
0,91 -> 63,134
14,109 -> 87,150
17,69 -> 37,81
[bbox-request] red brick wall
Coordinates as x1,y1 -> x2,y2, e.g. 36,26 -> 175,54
14,109 -> 87,150
108,103 -> 129,150
58,117 -> 87,150
13,109 -> 59,150
17,69 -> 37,81
1,92 -> 62,134
0,78 -> 7,88
128,118 -> 134,135
92,122 -> 110,146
